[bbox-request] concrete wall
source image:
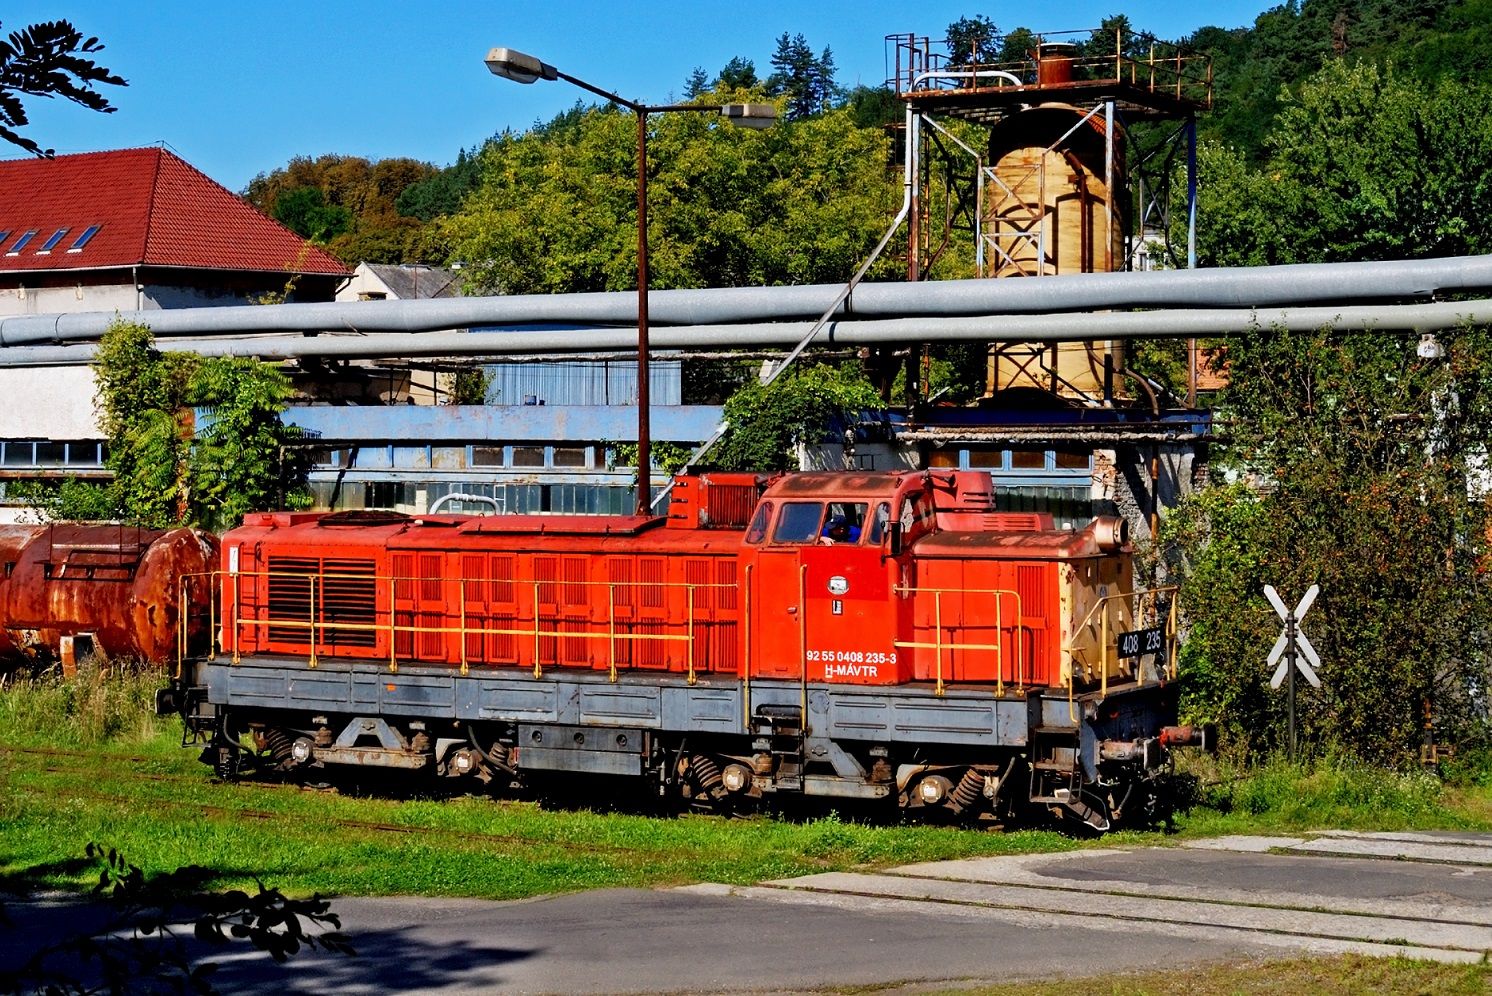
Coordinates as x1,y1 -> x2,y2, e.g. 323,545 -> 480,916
0,281 -> 137,316
0,367 -> 100,438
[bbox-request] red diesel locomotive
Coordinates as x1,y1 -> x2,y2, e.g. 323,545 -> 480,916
162,470 -> 1196,830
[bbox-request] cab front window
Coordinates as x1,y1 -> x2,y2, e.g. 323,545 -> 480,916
772,502 -> 825,544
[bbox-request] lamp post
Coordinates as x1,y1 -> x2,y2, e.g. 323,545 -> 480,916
485,47 -> 775,516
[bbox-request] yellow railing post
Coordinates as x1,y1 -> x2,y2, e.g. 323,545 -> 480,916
307,575 -> 318,669
607,584 -> 618,684
1099,599 -> 1108,697
934,591 -> 945,697
209,571 -> 218,657
458,579 -> 469,676
532,581 -> 543,679
993,590 -> 1004,698
388,575 -> 398,673
1168,595 -> 1179,680
686,586 -> 697,686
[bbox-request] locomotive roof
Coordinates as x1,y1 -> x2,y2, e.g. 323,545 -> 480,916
766,472 -> 911,498
914,527 -> 1108,559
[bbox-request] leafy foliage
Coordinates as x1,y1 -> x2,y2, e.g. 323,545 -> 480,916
0,844 -> 351,995
1164,324 -> 1492,763
0,19 -> 125,156
187,357 -> 311,532
35,321 -> 308,529
945,15 -> 999,66
766,32 -> 839,120
271,186 -> 352,242
715,56 -> 759,91
1192,62 -> 1492,267
395,146 -> 485,221
444,103 -> 900,295
243,154 -> 441,265
710,364 -> 884,471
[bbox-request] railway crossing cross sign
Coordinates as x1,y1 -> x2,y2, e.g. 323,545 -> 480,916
1265,584 -> 1321,690
1264,583 -> 1321,762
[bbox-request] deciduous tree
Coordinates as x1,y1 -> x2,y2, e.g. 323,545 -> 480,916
0,18 -> 125,155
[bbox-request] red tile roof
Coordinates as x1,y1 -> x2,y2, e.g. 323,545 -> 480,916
0,147 -> 350,276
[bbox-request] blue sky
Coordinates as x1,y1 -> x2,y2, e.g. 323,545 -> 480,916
9,1 -> 1267,192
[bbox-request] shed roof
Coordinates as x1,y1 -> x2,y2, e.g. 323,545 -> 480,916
0,147 -> 350,276
363,263 -> 459,299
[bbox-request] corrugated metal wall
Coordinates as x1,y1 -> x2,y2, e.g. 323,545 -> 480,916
484,361 -> 682,407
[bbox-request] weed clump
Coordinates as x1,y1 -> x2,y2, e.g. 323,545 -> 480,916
1197,755 -> 1453,830
0,663 -> 168,746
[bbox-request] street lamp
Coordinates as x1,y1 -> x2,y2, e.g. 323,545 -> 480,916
485,47 -> 775,516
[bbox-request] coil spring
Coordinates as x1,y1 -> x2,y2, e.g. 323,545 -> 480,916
689,755 -> 724,795
948,768 -> 986,813
262,727 -> 296,770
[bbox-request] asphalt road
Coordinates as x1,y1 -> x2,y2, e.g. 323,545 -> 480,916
9,829 -> 1491,994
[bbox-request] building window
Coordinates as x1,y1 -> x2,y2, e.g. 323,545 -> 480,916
510,446 -> 545,468
471,446 -> 503,467
1054,449 -> 1092,469
967,449 -> 1003,469
928,449 -> 959,468
65,442 -> 102,466
6,230 -> 37,255
551,446 -> 587,468
37,228 -> 69,254
366,482 -> 409,508
2,442 -> 33,466
34,442 -> 65,465
1009,450 -> 1046,469
68,225 -> 101,252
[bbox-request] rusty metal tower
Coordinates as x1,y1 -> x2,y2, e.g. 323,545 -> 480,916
888,27 -> 1212,404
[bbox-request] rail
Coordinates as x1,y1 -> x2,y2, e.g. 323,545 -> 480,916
182,569 -> 736,684
892,584 -> 1026,697
1063,585 -> 1179,715
888,30 -> 1213,108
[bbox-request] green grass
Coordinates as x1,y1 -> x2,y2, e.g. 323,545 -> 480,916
2,667 -> 1489,903
942,955 -> 1492,995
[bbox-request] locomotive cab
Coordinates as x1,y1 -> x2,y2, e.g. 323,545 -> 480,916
739,472 -> 919,683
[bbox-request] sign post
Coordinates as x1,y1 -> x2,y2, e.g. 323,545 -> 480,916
1264,584 -> 1321,762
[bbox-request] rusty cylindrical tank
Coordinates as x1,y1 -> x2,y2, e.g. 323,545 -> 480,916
0,524 -> 219,665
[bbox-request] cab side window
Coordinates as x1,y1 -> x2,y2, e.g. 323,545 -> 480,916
744,502 -> 773,544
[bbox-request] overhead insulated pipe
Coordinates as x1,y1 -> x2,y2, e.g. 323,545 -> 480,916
5,255 -> 1492,347
1,299 -> 1489,367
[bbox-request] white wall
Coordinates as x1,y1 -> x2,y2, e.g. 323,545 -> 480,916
335,263 -> 391,302
0,367 -> 100,438
0,282 -> 137,316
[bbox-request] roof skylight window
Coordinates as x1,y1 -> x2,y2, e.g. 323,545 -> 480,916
6,230 -> 37,255
37,228 -> 69,254
67,225 -> 101,253
0,232 -> 10,246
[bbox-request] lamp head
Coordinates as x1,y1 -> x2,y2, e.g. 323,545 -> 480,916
720,103 -> 777,130
484,47 -> 558,84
